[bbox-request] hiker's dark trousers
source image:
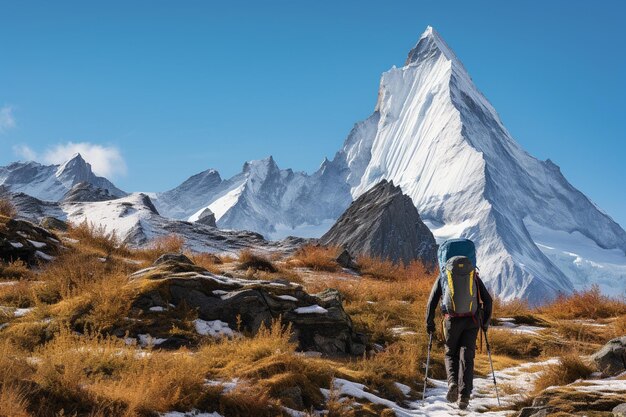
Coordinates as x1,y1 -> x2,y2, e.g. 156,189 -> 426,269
444,316 -> 479,397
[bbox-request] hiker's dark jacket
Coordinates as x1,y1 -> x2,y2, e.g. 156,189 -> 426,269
425,275 -> 493,328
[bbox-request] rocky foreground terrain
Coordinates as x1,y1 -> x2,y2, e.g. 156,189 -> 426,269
1,202 -> 626,416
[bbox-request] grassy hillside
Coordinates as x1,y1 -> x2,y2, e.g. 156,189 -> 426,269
1,213 -> 625,416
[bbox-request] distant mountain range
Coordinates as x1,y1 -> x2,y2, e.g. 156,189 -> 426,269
2,26 -> 625,303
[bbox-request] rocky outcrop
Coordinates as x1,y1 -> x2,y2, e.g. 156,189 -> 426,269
39,216 -> 68,232
614,403 -> 626,417
62,181 -> 117,203
194,207 -> 217,227
0,218 -> 61,265
516,406 -> 553,417
591,336 -> 626,376
129,254 -> 366,355
320,180 -> 437,267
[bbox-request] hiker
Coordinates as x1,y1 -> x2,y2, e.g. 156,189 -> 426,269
425,238 -> 493,410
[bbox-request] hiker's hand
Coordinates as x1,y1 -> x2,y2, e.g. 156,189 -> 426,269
426,322 -> 436,334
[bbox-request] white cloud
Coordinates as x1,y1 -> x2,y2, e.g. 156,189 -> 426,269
0,106 -> 16,133
12,141 -> 126,178
13,144 -> 37,161
43,142 -> 126,178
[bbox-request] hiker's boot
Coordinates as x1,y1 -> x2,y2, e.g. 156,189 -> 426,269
446,384 -> 458,403
458,395 -> 470,410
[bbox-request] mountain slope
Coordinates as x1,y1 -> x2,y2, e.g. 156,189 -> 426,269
0,153 -> 126,202
154,156 -> 349,239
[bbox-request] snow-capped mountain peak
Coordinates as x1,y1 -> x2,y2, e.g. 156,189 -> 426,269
406,25 -> 463,68
55,153 -> 92,184
0,153 -> 125,202
327,26 -> 626,302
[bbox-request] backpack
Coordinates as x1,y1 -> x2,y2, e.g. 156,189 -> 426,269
437,239 -> 479,317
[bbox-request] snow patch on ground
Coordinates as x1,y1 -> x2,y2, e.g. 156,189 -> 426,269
160,411 -> 223,417
329,358 -> 560,416
137,334 -> 167,347
193,319 -> 237,338
27,239 -> 47,248
35,250 -> 54,261
294,305 -> 328,314
205,378 -> 239,394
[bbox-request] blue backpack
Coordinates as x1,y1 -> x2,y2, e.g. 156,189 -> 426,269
437,238 -> 479,317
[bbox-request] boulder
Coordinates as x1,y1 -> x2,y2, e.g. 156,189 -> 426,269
154,252 -> 194,266
320,180 -> 437,267
336,249 -> 357,269
614,403 -> 626,417
0,218 -> 61,265
130,254 -> 366,355
39,216 -> 68,232
62,181 -> 117,203
516,407 -> 553,417
195,208 -> 217,227
591,336 -> 626,376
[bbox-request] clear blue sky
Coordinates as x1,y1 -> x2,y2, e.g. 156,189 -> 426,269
1,1 -> 625,227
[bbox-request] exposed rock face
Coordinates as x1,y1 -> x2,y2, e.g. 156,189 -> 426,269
0,218 -> 61,265
0,187 -> 65,221
62,181 -> 117,203
516,407 -> 553,417
195,207 -> 217,227
130,254 -> 366,355
39,216 -> 68,232
591,336 -> 626,376
320,180 -> 437,267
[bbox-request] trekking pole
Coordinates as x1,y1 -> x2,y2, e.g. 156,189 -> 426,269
483,329 -> 501,406
422,332 -> 433,401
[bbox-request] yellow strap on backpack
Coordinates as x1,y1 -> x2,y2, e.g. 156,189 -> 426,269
446,270 -> 456,311
469,270 -> 474,310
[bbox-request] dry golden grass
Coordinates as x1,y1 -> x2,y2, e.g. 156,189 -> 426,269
0,260 -> 32,281
67,221 -> 130,257
290,245 -> 342,272
0,279 -> 38,308
133,234 -> 185,263
355,256 -> 400,281
188,252 -> 223,274
0,383 -> 30,417
492,297 -> 532,315
0,199 -> 16,218
613,315 -> 626,338
486,330 -> 543,359
553,321 -> 611,347
237,249 -> 277,273
36,251 -> 134,303
4,219 -> 625,417
539,286 -> 626,320
533,354 -> 594,393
